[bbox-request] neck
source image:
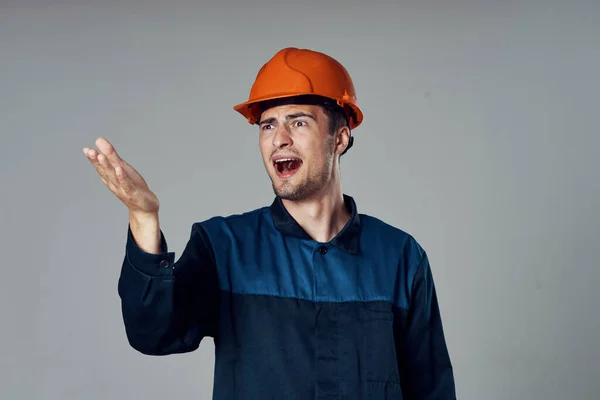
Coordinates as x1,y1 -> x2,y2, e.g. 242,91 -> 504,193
281,181 -> 350,243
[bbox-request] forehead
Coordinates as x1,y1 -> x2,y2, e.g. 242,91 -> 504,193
259,103 -> 324,120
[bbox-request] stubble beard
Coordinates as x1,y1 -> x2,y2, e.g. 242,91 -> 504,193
272,167 -> 330,201
272,149 -> 335,201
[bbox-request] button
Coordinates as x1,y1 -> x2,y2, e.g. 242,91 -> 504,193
318,246 -> 328,255
159,259 -> 170,268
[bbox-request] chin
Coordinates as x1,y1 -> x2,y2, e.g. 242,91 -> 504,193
272,182 -> 300,200
273,184 -> 295,199
276,191 -> 305,201
273,181 -> 320,202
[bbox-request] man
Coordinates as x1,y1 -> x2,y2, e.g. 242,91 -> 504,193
83,47 -> 456,399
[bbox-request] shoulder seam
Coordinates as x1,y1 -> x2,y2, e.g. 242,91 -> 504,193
202,206 -> 269,224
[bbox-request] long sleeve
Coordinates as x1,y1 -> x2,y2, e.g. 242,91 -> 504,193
117,222 -> 220,356
395,251 -> 456,399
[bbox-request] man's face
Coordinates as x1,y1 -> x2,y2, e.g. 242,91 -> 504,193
258,104 -> 342,201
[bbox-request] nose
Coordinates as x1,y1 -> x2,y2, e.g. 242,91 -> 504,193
272,125 -> 293,148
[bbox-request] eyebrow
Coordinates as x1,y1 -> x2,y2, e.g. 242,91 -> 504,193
259,112 -> 317,126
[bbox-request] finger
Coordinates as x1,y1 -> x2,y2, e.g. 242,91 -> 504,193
97,153 -> 119,182
85,149 -> 107,174
95,137 -> 123,166
86,147 -> 130,199
83,147 -> 98,160
100,153 -> 140,198
85,148 -> 103,170
114,164 -> 135,194
88,149 -> 116,186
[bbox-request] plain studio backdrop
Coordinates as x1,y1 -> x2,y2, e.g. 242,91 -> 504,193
1,1 -> 599,399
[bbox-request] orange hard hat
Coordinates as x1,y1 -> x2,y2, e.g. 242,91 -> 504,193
233,47 -> 364,130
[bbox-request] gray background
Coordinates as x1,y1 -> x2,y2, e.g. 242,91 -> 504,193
1,0 -> 599,399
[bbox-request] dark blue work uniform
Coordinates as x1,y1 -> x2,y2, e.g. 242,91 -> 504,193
118,194 -> 456,399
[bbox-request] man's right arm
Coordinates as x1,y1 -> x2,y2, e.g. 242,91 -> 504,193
82,137 -> 219,355
117,214 -> 220,356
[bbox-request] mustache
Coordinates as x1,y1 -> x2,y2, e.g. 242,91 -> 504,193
270,150 -> 302,159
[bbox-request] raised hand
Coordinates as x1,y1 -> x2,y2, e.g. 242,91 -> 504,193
83,137 -> 160,217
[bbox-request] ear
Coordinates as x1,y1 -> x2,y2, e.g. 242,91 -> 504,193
334,126 -> 351,156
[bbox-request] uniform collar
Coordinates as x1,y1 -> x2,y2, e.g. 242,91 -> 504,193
269,194 -> 361,254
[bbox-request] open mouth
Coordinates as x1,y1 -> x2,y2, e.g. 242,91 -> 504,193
273,157 -> 303,178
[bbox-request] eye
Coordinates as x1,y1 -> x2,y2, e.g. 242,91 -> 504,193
261,124 -> 273,131
293,120 -> 308,127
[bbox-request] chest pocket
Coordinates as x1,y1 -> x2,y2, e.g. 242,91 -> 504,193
362,302 -> 403,399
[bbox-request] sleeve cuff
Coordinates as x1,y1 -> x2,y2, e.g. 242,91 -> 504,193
125,224 -> 176,277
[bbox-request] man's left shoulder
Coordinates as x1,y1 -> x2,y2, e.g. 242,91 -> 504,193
360,213 -> 424,250
358,212 -> 427,276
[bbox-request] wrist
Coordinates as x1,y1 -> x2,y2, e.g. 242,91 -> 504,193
129,210 -> 159,224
